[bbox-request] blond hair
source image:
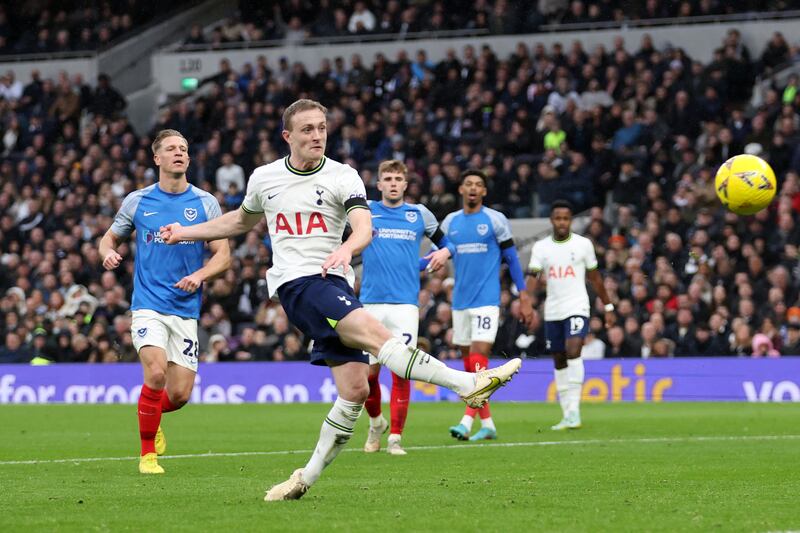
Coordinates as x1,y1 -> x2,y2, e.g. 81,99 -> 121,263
378,159 -> 408,178
151,129 -> 188,154
282,99 -> 328,131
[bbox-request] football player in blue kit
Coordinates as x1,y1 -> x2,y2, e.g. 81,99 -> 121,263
440,169 -> 535,441
99,129 -> 231,474
360,159 -> 454,455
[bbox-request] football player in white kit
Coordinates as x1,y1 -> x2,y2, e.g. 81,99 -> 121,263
160,99 -> 522,501
527,200 -> 615,430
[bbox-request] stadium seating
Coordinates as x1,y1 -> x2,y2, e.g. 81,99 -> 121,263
1,3 -> 800,364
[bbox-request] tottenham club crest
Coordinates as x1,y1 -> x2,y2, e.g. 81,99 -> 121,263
405,211 -> 418,223
137,328 -> 148,338
477,223 -> 489,236
184,207 -> 198,221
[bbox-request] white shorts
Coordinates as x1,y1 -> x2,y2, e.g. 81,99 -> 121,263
364,303 -> 419,365
452,306 -> 500,346
131,309 -> 199,372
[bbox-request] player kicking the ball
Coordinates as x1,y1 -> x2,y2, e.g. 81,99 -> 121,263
360,159 -> 454,456
160,99 -> 521,500
439,169 -> 534,441
527,200 -> 615,430
99,129 -> 230,474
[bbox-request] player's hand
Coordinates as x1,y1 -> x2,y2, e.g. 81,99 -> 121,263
159,222 -> 184,245
518,292 -> 536,329
604,310 -> 617,329
322,246 -> 352,277
423,248 -> 451,273
102,250 -> 123,270
174,272 -> 204,293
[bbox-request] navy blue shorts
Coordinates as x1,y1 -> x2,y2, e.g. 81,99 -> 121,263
278,274 -> 368,366
545,315 -> 589,353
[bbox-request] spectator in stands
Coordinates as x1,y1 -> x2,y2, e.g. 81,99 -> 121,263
90,74 -> 126,118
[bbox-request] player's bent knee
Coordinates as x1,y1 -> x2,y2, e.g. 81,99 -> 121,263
171,391 -> 191,408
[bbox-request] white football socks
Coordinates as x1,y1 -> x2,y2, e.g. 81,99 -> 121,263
377,338 -> 474,396
480,416 -> 496,431
554,367 -> 570,417
302,397 -> 363,486
566,357 -> 585,416
460,414 -> 474,431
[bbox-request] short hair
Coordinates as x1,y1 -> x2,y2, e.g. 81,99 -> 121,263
550,199 -> 574,214
151,129 -> 188,154
378,159 -> 407,177
282,99 -> 328,131
460,168 -> 488,185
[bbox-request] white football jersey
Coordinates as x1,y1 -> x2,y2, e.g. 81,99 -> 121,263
528,232 -> 598,321
241,156 -> 368,297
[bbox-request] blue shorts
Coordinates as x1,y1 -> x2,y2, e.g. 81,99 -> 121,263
277,274 -> 368,366
544,315 -> 589,353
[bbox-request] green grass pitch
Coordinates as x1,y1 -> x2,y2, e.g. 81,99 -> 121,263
1,402 -> 798,532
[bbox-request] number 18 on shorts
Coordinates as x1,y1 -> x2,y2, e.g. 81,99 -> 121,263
544,315 -> 589,353
452,306 -> 500,346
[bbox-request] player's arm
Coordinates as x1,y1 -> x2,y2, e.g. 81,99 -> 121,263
421,209 -> 456,272
422,233 -> 455,273
161,208 -> 262,244
587,268 -> 616,328
322,200 -> 371,277
174,238 -> 232,293
500,239 -> 535,327
99,228 -> 124,270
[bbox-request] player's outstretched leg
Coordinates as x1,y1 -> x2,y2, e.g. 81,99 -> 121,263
364,366 -> 387,453
375,338 -> 521,408
337,311 -> 521,409
387,372 -> 410,455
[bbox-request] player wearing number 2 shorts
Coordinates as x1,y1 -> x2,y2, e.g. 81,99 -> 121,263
360,159 -> 455,456
99,129 -> 230,474
440,169 -> 534,441
527,200 -> 615,430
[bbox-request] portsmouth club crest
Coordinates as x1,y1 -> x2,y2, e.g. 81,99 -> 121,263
477,223 -> 489,236
184,207 -> 198,222
137,328 -> 147,338
405,211 -> 418,223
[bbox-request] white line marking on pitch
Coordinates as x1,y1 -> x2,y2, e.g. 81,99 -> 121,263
1,434 -> 798,466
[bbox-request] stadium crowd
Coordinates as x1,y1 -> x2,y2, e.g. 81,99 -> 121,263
179,0 -> 800,48
0,0 -> 191,56
2,24 -> 800,365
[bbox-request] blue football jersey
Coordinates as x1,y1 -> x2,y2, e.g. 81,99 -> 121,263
110,183 -> 222,319
360,201 -> 441,305
441,207 -> 514,310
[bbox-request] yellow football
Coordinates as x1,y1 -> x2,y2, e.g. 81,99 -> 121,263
714,154 -> 777,215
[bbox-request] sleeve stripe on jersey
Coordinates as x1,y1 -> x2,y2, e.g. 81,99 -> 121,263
345,197 -> 369,213
240,205 -> 264,215
529,267 -> 542,273
499,238 -> 515,250
586,265 -> 598,271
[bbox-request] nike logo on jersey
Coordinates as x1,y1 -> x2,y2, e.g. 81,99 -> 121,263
268,193 -> 280,200
144,211 -> 158,216
371,215 -> 383,218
